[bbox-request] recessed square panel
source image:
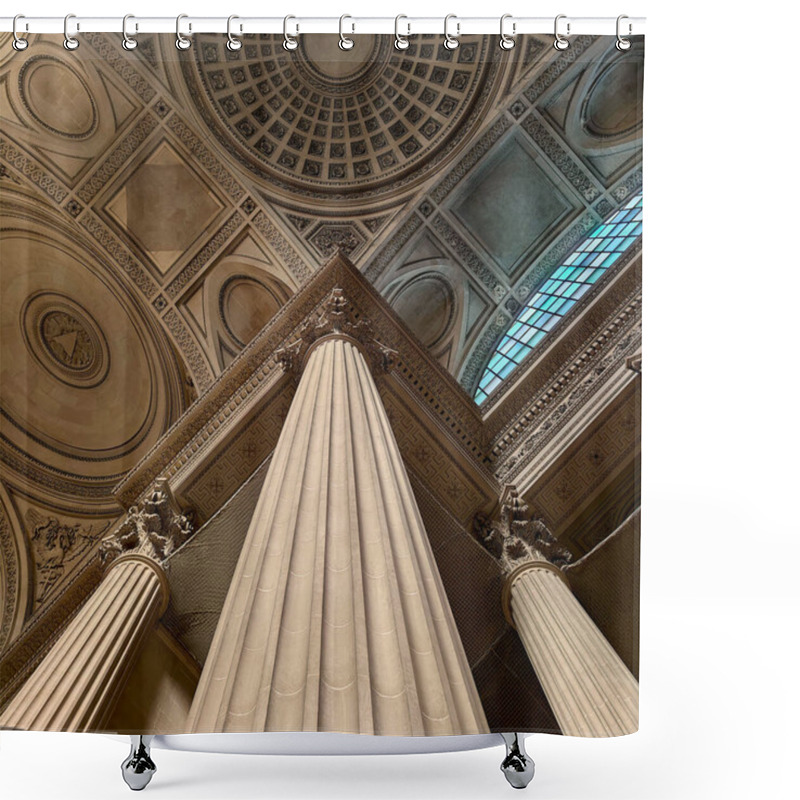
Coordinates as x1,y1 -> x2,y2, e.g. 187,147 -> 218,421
452,137 -> 573,275
105,141 -> 223,274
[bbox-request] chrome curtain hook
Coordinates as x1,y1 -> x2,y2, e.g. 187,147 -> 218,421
616,15 -> 632,51
443,14 -> 460,50
226,15 -> 242,51
176,14 -> 191,50
339,15 -> 354,51
553,14 -> 570,50
63,13 -> 79,50
121,14 -> 138,50
283,15 -> 299,51
499,14 -> 516,50
394,15 -> 410,51
12,14 -> 29,51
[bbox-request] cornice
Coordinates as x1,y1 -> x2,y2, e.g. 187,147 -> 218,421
114,252 -> 488,509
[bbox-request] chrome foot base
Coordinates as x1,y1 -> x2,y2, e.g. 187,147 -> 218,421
121,735 -> 156,791
500,733 -> 535,789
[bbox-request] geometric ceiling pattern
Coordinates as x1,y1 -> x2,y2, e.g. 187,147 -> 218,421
186,34 -> 499,199
0,32 -> 643,672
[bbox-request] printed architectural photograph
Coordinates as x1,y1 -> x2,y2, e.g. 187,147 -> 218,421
0,31 -> 642,743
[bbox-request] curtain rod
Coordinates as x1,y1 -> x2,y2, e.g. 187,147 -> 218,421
0,16 -> 646,36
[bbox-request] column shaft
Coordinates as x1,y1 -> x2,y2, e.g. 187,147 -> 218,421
0,558 -> 166,731
509,563 -> 638,737
187,337 -> 487,735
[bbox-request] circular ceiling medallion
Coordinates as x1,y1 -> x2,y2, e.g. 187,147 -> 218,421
392,274 -> 455,348
22,292 -> 110,388
219,275 -> 286,347
582,48 -> 644,140
18,56 -> 97,139
184,34 -> 499,198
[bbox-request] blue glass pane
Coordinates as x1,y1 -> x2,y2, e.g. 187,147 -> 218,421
474,191 -> 642,404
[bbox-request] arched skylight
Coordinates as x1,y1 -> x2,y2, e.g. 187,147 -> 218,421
474,192 -> 642,405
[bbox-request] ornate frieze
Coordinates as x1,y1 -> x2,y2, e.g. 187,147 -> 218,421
27,509 -> 108,608
472,485 -> 572,575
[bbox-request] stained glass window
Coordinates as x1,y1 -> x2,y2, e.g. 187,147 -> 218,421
474,192 -> 642,406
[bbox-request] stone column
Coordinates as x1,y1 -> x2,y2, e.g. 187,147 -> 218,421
475,486 -> 638,737
187,289 -> 488,735
0,483 -> 193,732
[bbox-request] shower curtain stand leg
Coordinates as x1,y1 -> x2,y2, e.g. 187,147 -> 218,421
121,735 -> 156,791
500,733 -> 535,789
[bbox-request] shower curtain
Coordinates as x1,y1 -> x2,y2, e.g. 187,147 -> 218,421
0,29 -> 643,738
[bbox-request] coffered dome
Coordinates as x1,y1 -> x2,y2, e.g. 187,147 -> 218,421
182,34 -> 501,201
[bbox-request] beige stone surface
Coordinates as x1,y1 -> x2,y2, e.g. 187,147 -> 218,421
187,336 -> 488,735
509,562 -> 638,737
0,558 -> 166,731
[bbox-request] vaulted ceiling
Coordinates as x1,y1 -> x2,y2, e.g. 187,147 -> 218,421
0,32 -> 643,650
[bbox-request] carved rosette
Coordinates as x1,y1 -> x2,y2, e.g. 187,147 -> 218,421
472,485 -> 572,575
99,479 -> 194,568
276,287 -> 397,380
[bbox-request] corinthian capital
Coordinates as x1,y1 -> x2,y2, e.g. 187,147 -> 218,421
473,485 -> 572,575
99,478 -> 194,567
276,288 -> 397,379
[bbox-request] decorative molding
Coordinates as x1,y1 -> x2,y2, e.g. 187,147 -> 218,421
522,36 -> 598,105
473,485 -> 572,574
83,33 -> 157,103
99,480 -> 194,566
429,116 -> 513,204
165,114 -> 246,202
520,114 -> 601,202
165,212 -> 245,299
495,315 -> 641,484
431,213 -> 505,298
114,254 -> 487,509
162,308 -> 215,392
0,136 -> 69,203
363,213 -> 423,283
307,222 -> 368,260
0,503 -> 19,653
76,114 -> 159,204
79,211 -> 159,299
250,211 -> 312,284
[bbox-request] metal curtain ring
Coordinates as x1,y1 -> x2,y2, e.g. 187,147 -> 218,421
616,15 -> 632,51
394,15 -> 410,51
63,13 -> 79,50
227,15 -> 242,51
553,14 -> 570,50
283,15 -> 299,51
499,14 -> 515,50
176,14 -> 191,50
12,14 -> 29,51
339,15 -> 354,51
443,14 -> 460,50
122,14 -> 138,50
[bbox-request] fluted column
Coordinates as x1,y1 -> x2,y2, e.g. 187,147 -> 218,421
187,290 -> 487,735
504,562 -> 638,737
475,485 -> 638,737
0,484 -> 193,732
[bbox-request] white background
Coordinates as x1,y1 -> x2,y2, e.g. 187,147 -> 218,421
2,1 -> 798,798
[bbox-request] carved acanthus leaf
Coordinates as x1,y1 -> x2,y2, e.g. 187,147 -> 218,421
99,479 -> 194,567
472,485 -> 572,574
276,288 -> 397,379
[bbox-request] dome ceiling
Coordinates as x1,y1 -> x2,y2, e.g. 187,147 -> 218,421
182,34 -> 500,201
